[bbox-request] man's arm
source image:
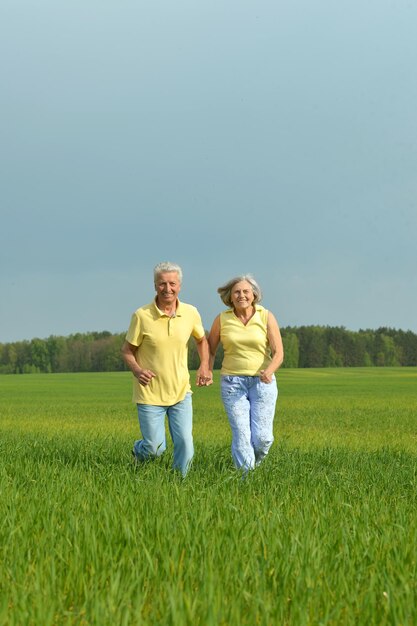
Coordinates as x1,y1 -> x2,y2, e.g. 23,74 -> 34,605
121,341 -> 156,386
195,336 -> 213,386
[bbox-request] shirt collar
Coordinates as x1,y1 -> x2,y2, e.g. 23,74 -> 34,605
153,298 -> 182,317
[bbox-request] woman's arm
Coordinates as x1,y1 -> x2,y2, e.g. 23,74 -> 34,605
260,312 -> 284,383
207,315 -> 221,372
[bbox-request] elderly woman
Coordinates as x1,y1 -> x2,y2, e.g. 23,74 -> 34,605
208,274 -> 284,472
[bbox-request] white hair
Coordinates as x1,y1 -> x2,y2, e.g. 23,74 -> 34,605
217,274 -> 263,307
153,262 -> 183,284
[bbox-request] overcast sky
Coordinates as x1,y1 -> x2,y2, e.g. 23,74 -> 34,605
1,0 -> 416,343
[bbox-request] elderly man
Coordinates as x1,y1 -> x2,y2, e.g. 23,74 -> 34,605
122,262 -> 212,476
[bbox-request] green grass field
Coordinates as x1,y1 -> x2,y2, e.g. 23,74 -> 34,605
1,369 -> 417,625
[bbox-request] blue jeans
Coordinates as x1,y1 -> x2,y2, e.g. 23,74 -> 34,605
133,393 -> 193,477
221,375 -> 278,471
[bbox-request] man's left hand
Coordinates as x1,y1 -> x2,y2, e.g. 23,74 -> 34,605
196,369 -> 213,386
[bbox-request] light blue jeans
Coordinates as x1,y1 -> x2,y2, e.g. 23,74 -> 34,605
133,393 -> 193,477
221,375 -> 278,472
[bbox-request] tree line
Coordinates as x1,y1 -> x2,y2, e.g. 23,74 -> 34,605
1,326 -> 416,374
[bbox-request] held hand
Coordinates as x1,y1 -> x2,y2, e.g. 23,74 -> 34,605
260,370 -> 273,384
196,369 -> 213,387
137,369 -> 156,386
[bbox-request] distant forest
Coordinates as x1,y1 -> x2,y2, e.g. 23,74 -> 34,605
1,326 -> 417,374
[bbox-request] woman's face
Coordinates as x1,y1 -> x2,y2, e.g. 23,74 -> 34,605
231,280 -> 255,310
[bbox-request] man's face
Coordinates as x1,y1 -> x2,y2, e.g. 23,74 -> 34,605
155,272 -> 181,307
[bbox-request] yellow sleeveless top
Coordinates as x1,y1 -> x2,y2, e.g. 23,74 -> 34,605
220,305 -> 271,376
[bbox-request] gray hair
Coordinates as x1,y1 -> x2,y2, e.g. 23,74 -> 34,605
153,261 -> 183,284
217,274 -> 262,308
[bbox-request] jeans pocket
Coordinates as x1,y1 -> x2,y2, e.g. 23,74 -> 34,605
221,376 -> 242,397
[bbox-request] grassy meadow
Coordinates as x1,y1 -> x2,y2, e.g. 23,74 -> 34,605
1,368 -> 417,625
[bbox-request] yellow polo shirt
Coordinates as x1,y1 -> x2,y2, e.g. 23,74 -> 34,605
125,299 -> 205,405
220,305 -> 271,376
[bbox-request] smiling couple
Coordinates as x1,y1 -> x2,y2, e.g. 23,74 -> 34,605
122,262 -> 284,477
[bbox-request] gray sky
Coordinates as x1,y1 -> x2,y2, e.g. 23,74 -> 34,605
1,0 -> 416,342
